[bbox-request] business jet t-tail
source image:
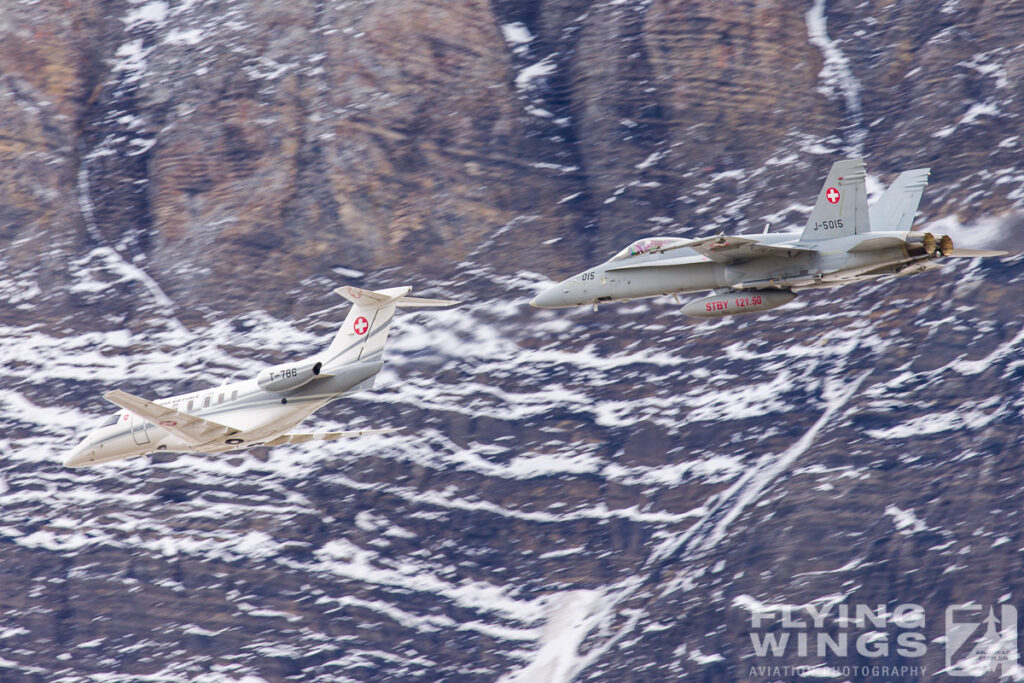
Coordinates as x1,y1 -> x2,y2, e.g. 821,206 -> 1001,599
65,284 -> 456,467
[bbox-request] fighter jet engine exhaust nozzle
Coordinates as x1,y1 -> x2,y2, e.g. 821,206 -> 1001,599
937,234 -> 954,257
905,232 -> 936,258
257,359 -> 324,393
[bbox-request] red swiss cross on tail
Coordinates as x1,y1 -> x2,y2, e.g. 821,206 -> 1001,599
353,316 -> 369,335
801,159 -> 866,241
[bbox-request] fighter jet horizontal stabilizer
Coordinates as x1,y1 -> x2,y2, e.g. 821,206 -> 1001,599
944,248 -> 1010,258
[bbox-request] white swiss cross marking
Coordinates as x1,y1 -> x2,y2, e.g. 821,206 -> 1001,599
353,316 -> 369,335
825,187 -> 840,204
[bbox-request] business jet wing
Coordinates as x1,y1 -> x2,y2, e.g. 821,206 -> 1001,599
261,427 -> 400,447
104,389 -> 239,447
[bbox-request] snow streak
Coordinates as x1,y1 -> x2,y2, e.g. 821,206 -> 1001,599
805,0 -> 865,155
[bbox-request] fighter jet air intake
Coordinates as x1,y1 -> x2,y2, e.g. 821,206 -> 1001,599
531,158 -> 1008,316
64,285 -> 457,467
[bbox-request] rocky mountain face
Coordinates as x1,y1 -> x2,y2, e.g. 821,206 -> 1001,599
3,0 -> 1022,320
1,0 -> 1022,681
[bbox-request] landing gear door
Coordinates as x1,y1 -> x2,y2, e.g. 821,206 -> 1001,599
131,413 -> 151,445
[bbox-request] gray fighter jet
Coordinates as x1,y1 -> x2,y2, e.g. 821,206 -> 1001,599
531,159 -> 1007,317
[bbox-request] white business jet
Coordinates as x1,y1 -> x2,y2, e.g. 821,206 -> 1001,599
64,284 -> 456,467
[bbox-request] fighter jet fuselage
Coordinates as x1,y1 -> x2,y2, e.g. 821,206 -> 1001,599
533,230 -> 932,313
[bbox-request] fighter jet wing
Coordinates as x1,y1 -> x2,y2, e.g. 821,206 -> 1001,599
261,428 -> 400,447
847,236 -> 905,252
669,235 -> 816,264
607,235 -> 815,270
104,389 -> 239,448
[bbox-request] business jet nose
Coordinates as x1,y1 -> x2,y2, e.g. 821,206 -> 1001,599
63,443 -> 93,468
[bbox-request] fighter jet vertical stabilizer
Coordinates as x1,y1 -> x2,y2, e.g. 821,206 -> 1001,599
869,168 -> 930,232
800,158 -> 870,241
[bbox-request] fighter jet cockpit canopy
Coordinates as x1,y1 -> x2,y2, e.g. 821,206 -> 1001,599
610,237 -> 689,261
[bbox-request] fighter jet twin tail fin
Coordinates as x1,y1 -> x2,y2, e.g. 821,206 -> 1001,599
869,167 -> 930,232
800,158 -> 870,241
800,160 -> 938,241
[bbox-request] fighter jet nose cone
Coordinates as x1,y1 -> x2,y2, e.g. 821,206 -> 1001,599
530,286 -> 562,308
